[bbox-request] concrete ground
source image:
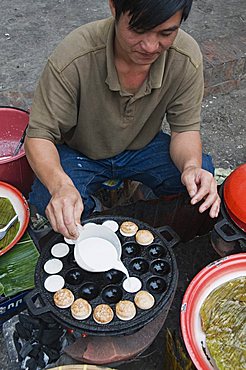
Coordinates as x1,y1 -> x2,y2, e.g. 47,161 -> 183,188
0,0 -> 245,369
0,0 -> 245,169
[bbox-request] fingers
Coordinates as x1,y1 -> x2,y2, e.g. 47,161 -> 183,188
208,195 -> 221,218
190,171 -> 214,205
183,176 -> 198,199
45,199 -> 74,239
45,204 -> 59,233
197,190 -> 221,217
181,166 -> 198,198
45,188 -> 83,239
182,167 -> 221,218
74,200 -> 84,229
62,202 -> 80,239
195,178 -> 220,218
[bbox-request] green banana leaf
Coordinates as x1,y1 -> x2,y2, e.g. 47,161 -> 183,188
0,232 -> 39,297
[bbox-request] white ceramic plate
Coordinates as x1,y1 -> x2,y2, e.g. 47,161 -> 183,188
0,181 -> 30,256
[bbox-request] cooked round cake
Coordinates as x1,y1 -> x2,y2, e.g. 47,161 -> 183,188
93,304 -> 114,324
120,221 -> 138,237
71,298 -> 92,320
53,288 -> 74,309
134,290 -> 155,310
116,300 -> 136,321
135,229 -> 154,246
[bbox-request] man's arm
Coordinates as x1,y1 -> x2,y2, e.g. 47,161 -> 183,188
170,130 -> 220,218
24,137 -> 83,238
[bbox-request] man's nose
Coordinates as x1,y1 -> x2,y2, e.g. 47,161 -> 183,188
140,34 -> 159,53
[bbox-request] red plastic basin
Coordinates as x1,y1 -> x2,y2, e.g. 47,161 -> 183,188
0,107 -> 34,198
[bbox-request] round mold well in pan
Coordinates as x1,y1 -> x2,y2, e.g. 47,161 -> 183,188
51,242 -> 70,258
129,258 -> 149,275
147,244 -> 167,259
105,269 -> 125,284
101,285 -> 123,304
65,268 -> 84,285
146,276 -> 168,294
150,259 -> 171,276
122,241 -> 141,258
79,282 -> 100,301
27,215 -> 178,336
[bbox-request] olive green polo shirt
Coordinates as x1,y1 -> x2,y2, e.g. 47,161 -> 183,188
27,17 -> 204,160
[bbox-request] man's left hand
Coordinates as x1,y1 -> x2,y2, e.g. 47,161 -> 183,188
181,166 -> 221,218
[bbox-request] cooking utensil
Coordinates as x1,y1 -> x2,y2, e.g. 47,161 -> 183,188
0,214 -> 18,240
74,223 -> 123,272
25,215 -> 180,336
180,253 -> 246,370
12,125 -> 28,157
0,181 -> 30,256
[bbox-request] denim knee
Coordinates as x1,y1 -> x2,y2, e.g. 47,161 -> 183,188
29,178 -> 96,218
29,178 -> 51,216
149,153 -> 215,196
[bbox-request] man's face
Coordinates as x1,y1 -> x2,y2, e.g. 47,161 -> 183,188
113,10 -> 183,66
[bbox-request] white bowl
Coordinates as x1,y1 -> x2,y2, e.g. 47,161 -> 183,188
74,224 -> 122,272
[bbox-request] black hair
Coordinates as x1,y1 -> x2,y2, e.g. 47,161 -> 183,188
112,0 -> 193,31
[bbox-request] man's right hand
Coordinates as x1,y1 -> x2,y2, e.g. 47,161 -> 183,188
45,183 -> 84,239
24,137 -> 84,240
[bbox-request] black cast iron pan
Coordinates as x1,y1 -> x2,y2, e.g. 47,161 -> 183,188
25,215 -> 179,336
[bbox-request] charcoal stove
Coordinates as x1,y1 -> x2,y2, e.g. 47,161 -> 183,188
211,164 -> 246,257
24,215 -> 180,365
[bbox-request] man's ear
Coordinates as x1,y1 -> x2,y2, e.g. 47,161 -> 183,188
108,0 -> 116,17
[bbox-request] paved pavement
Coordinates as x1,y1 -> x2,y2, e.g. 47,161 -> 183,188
1,0 -> 245,102
1,0 -> 245,169
0,0 -> 245,369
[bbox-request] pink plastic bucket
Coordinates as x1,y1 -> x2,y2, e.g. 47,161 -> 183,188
0,107 -> 35,198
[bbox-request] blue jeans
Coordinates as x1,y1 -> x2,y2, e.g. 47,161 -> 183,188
29,131 -> 214,218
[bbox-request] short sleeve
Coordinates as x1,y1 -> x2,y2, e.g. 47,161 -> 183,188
166,59 -> 204,132
27,60 -> 78,143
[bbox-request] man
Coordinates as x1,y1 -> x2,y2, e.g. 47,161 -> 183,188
25,0 -> 220,240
